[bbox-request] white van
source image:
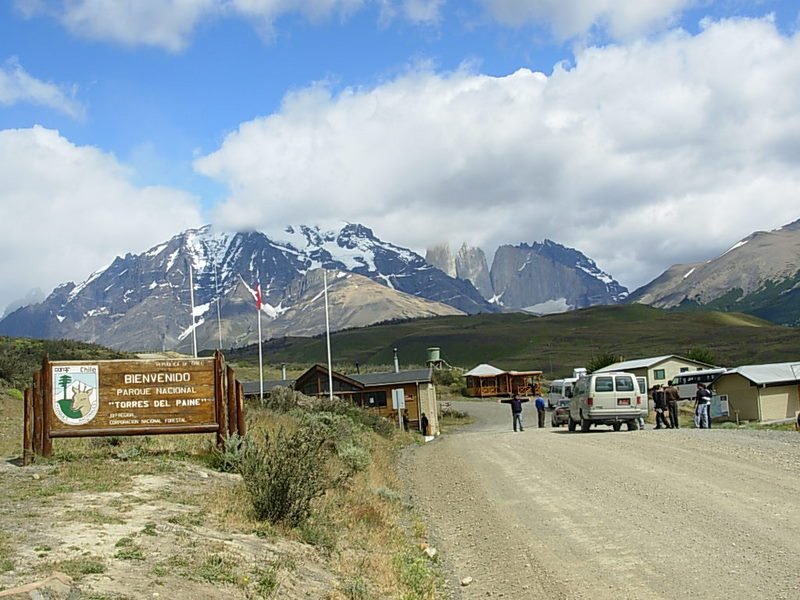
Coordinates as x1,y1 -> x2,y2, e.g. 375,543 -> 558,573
547,377 -> 577,408
568,371 -> 643,432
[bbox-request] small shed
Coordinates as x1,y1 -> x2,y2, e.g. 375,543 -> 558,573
463,363 -> 542,398
594,355 -> 718,388
713,362 -> 800,422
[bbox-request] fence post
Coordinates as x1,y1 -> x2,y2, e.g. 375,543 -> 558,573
23,387 -> 33,466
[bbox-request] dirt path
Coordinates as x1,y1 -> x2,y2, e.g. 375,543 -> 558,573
402,401 -> 800,600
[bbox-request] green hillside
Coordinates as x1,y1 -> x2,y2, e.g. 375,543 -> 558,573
224,304 -> 800,378
674,271 -> 800,327
0,336 -> 134,390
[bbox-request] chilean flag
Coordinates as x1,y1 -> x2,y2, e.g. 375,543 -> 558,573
255,279 -> 262,310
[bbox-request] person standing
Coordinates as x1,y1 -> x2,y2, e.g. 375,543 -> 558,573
653,385 -> 670,429
535,394 -> 546,428
420,412 -> 429,436
499,392 -> 529,431
694,383 -> 712,428
664,380 -> 680,429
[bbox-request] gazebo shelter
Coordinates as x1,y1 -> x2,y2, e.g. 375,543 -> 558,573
463,363 -> 543,398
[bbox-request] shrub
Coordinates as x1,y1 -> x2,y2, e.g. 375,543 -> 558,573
269,390 -> 395,438
262,386 -> 301,411
342,576 -> 369,600
432,368 -> 462,387
337,442 -> 372,474
237,423 -> 351,526
207,433 -> 251,473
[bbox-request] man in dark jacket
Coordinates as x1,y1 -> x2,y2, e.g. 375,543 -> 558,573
664,380 -> 680,429
499,392 -> 529,431
653,385 -> 670,429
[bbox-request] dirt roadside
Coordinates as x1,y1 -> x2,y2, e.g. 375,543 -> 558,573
0,459 -> 337,599
401,401 -> 800,600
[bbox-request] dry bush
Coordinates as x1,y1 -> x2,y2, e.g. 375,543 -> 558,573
237,423 -> 352,527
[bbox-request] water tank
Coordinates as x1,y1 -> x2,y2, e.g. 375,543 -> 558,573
427,347 -> 441,363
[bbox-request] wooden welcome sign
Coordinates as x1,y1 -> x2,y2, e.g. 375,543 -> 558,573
23,351 -> 245,464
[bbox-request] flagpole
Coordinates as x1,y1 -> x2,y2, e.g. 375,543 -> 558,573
323,269 -> 334,401
188,262 -> 198,358
256,279 -> 263,401
214,263 -> 223,350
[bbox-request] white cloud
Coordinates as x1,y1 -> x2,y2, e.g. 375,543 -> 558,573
13,0 -> 450,51
0,126 -> 203,314
197,16 -> 800,291
230,0 -> 364,21
14,0 -> 222,52
0,57 -> 85,118
476,0 -> 697,40
12,0 -> 698,50
13,0 -> 372,50
400,0 -> 445,24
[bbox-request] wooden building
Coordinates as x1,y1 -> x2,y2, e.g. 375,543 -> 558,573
293,364 -> 439,435
463,363 -> 542,398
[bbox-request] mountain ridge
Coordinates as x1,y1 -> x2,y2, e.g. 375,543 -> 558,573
628,219 -> 800,325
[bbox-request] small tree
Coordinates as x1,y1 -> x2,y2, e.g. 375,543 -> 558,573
685,347 -> 716,366
587,352 -> 623,374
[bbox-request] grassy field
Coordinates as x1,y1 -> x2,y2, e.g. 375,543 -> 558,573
223,304 -> 800,378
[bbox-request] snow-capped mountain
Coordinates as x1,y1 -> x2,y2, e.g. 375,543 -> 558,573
0,223 -> 489,352
628,219 -> 800,325
427,239 -> 628,314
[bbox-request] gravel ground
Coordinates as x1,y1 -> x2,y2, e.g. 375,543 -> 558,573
401,401 -> 800,600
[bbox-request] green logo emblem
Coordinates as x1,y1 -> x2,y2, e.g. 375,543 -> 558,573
52,365 -> 100,426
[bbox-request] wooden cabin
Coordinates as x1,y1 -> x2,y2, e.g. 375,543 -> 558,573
463,363 -> 543,398
292,364 -> 440,435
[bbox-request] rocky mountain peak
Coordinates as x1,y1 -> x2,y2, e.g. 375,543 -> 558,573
425,243 -> 456,278
628,217 -> 800,325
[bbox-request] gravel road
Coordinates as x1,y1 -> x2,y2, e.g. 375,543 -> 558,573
401,401 -> 800,600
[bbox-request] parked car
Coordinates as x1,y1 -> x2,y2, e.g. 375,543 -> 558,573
568,371 -> 643,432
550,399 -> 570,427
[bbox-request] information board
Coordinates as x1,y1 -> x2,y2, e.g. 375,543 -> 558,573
48,357 -> 217,435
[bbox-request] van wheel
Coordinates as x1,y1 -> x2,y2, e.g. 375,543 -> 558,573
580,416 -> 591,432
627,420 -> 639,431
612,423 -> 622,432
568,418 -> 577,432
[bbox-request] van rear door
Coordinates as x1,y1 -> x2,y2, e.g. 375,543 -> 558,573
592,374 -> 637,415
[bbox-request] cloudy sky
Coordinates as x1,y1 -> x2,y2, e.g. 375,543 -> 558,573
2,0 -> 799,315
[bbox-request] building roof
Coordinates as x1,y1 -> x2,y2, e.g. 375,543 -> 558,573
349,368 -> 433,387
722,362 -> 800,386
242,379 -> 295,396
594,355 -> 716,373
463,363 -> 505,377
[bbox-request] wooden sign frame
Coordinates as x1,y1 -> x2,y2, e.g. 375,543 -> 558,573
23,351 -> 244,464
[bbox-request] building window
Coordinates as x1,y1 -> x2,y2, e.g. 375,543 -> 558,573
653,369 -> 666,380
363,391 -> 387,408
680,367 -> 689,372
